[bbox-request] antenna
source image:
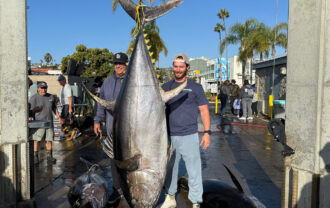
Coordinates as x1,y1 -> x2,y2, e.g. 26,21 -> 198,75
272,0 -> 278,95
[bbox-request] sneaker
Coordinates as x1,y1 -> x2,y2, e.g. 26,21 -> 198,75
247,117 -> 253,120
73,130 -> 81,139
239,117 -> 246,120
160,194 -> 176,208
46,151 -> 56,164
192,203 -> 200,208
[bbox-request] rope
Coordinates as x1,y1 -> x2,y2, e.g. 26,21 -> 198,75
131,2 -> 145,38
87,164 -> 100,173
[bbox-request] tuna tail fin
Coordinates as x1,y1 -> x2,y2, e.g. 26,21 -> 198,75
119,0 -> 184,23
82,83 -> 116,112
160,79 -> 187,103
223,164 -> 244,193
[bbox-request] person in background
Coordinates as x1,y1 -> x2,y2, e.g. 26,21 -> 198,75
239,80 -> 254,120
161,53 -> 211,208
229,79 -> 240,114
218,80 -> 231,116
93,77 -> 103,97
233,98 -> 241,118
29,81 -> 60,164
58,74 -> 74,140
251,85 -> 258,117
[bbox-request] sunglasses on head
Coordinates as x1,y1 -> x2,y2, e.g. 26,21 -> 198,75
40,87 -> 47,89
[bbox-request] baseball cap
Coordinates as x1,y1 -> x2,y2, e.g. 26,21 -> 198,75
57,74 -> 66,81
37,82 -> 48,88
113,52 -> 128,64
173,53 -> 190,65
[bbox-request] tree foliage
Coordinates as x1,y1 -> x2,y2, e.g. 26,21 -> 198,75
126,20 -> 167,63
214,8 -> 230,79
61,44 -> 114,79
219,18 -> 288,81
44,53 -> 53,65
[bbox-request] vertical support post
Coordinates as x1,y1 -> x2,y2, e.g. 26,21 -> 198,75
215,95 -> 218,114
284,0 -> 330,207
268,94 -> 273,118
0,0 -> 30,205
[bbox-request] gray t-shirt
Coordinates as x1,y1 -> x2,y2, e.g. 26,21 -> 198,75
162,79 -> 208,136
60,83 -> 73,105
29,93 -> 57,123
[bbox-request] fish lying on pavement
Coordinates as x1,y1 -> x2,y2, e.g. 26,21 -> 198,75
177,165 -> 266,208
83,0 -> 186,207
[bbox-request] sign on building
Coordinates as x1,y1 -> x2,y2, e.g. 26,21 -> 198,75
210,83 -> 218,93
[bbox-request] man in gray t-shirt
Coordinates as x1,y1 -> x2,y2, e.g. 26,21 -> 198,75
29,81 -> 62,164
58,74 -> 74,140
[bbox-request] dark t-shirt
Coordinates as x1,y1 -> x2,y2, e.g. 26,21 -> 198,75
162,79 -> 208,136
29,93 -> 57,123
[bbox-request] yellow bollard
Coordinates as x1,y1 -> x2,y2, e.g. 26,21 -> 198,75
269,94 -> 274,118
215,95 -> 218,114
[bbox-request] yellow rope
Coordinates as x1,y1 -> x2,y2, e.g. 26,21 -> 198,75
88,164 -> 100,173
131,2 -> 145,38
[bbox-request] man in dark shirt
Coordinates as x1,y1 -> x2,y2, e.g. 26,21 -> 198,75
29,81 -> 61,164
161,54 -> 211,208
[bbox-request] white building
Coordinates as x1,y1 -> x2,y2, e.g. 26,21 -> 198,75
229,56 -> 253,86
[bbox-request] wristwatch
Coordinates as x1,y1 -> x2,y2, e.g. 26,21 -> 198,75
204,130 -> 212,135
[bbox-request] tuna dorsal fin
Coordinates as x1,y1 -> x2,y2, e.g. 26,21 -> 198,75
223,164 -> 244,193
82,83 -> 116,112
160,79 -> 187,103
119,0 -> 184,23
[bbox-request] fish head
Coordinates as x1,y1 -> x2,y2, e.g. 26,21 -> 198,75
127,169 -> 164,207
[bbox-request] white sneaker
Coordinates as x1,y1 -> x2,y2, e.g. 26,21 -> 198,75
160,194 -> 176,208
247,117 -> 253,120
192,203 -> 200,208
239,117 -> 246,120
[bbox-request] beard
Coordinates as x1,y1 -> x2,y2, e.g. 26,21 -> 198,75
174,69 -> 187,81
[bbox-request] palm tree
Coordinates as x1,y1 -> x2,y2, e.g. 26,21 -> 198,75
221,18 -> 259,81
44,53 -> 53,66
269,22 -> 288,57
214,22 -> 225,80
243,23 -> 271,61
112,1 -> 168,68
126,20 -> 168,67
217,9 -> 229,79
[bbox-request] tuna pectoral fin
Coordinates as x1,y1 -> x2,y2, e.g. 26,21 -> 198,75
82,83 -> 115,111
160,79 -> 187,103
115,154 -> 141,171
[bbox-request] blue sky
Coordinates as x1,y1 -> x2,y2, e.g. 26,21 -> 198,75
27,0 -> 288,68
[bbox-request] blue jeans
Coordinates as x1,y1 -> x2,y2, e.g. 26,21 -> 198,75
165,133 -> 203,203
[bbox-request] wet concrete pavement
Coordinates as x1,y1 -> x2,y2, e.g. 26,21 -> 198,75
33,103 -> 284,208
